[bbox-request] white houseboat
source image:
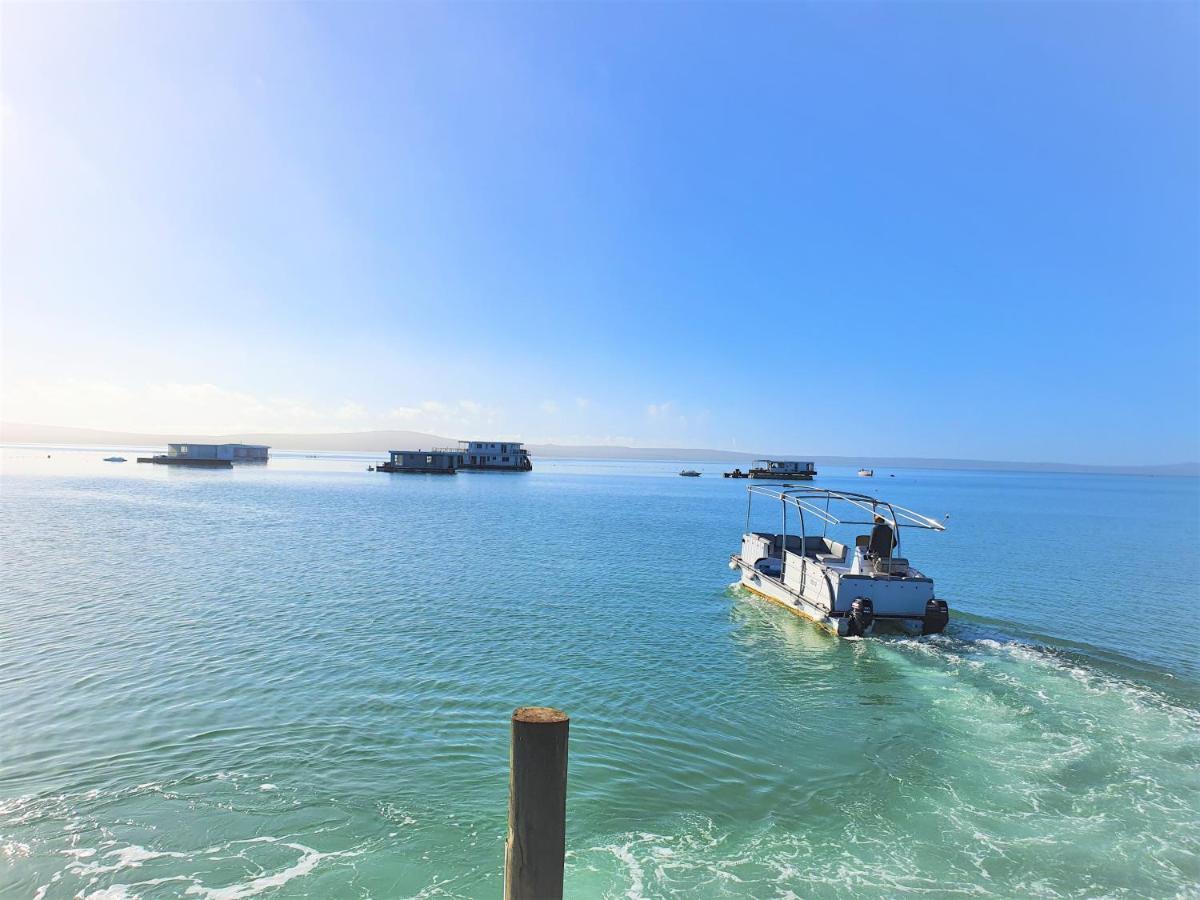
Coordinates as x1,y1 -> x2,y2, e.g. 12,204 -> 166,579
449,441 -> 533,471
730,485 -> 949,637
749,459 -> 816,480
136,442 -> 269,468
375,450 -> 458,474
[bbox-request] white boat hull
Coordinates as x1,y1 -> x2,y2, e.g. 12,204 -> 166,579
731,554 -> 942,637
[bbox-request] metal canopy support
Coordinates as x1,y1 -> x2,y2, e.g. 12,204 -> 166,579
780,498 -> 787,580
745,485 -> 946,532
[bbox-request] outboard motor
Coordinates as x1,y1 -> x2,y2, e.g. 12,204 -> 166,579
922,599 -> 949,635
848,597 -> 874,636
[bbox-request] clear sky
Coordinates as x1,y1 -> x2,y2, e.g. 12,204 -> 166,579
2,1 -> 1197,463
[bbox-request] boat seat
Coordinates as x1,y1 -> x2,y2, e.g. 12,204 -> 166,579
801,536 -> 847,564
872,557 -> 909,576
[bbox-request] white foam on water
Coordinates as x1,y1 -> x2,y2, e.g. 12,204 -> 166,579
82,887 -> 133,900
608,841 -> 645,899
891,632 -> 1200,723
258,784 -> 276,792
184,839 -> 362,900
69,844 -> 188,877
1,839 -> 32,858
378,801 -> 417,826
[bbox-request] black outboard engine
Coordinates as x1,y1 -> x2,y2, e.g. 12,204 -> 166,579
848,597 -> 874,636
922,599 -> 949,635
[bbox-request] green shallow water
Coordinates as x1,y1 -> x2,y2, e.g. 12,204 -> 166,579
1,449 -> 1198,898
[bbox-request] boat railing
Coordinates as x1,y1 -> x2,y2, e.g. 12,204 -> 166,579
439,446 -> 529,456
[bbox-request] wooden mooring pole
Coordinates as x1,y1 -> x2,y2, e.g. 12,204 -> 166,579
504,706 -> 569,900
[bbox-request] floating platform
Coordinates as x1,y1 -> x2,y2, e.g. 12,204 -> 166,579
747,459 -> 818,480
136,456 -> 233,468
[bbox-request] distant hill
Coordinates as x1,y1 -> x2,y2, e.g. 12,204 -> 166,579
1,422 -> 1196,476
527,442 -> 751,462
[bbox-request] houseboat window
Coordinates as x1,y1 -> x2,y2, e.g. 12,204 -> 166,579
426,456 -> 433,464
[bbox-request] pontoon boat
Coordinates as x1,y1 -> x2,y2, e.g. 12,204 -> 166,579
749,459 -> 816,480
729,486 -> 949,637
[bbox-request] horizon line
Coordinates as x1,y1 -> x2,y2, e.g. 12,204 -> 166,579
1,421 -> 1196,474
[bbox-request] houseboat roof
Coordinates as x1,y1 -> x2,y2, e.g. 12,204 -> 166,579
167,442 -> 271,450
746,484 -> 946,531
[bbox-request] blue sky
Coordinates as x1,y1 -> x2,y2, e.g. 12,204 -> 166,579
2,1 -> 1196,463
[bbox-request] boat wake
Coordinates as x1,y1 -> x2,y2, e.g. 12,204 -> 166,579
26,835 -> 364,900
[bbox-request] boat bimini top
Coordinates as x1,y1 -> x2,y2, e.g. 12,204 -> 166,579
744,485 -> 946,562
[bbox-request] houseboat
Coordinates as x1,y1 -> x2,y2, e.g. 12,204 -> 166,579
375,450 -> 458,474
724,468 -> 749,478
449,441 -> 533,471
749,459 -> 817,480
858,468 -> 874,477
136,443 -> 269,468
729,485 -> 949,637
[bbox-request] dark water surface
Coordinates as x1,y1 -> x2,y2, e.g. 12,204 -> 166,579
2,448 -> 1197,898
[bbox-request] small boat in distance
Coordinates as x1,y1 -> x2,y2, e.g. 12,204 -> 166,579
858,468 -> 874,477
679,469 -> 701,477
103,456 -> 127,463
729,485 -> 949,637
723,468 -> 749,478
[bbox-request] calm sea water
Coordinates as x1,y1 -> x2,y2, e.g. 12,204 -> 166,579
2,447 -> 1198,898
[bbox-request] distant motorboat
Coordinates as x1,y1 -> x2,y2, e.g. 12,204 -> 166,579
679,470 -> 701,477
858,468 -> 874,477
103,456 -> 127,463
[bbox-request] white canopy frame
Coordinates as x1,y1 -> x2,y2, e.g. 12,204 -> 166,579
744,485 -> 946,585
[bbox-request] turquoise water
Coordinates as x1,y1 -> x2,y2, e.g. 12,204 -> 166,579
1,447 -> 1198,898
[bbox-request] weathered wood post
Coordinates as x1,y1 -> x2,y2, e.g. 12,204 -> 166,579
504,706 -> 569,900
